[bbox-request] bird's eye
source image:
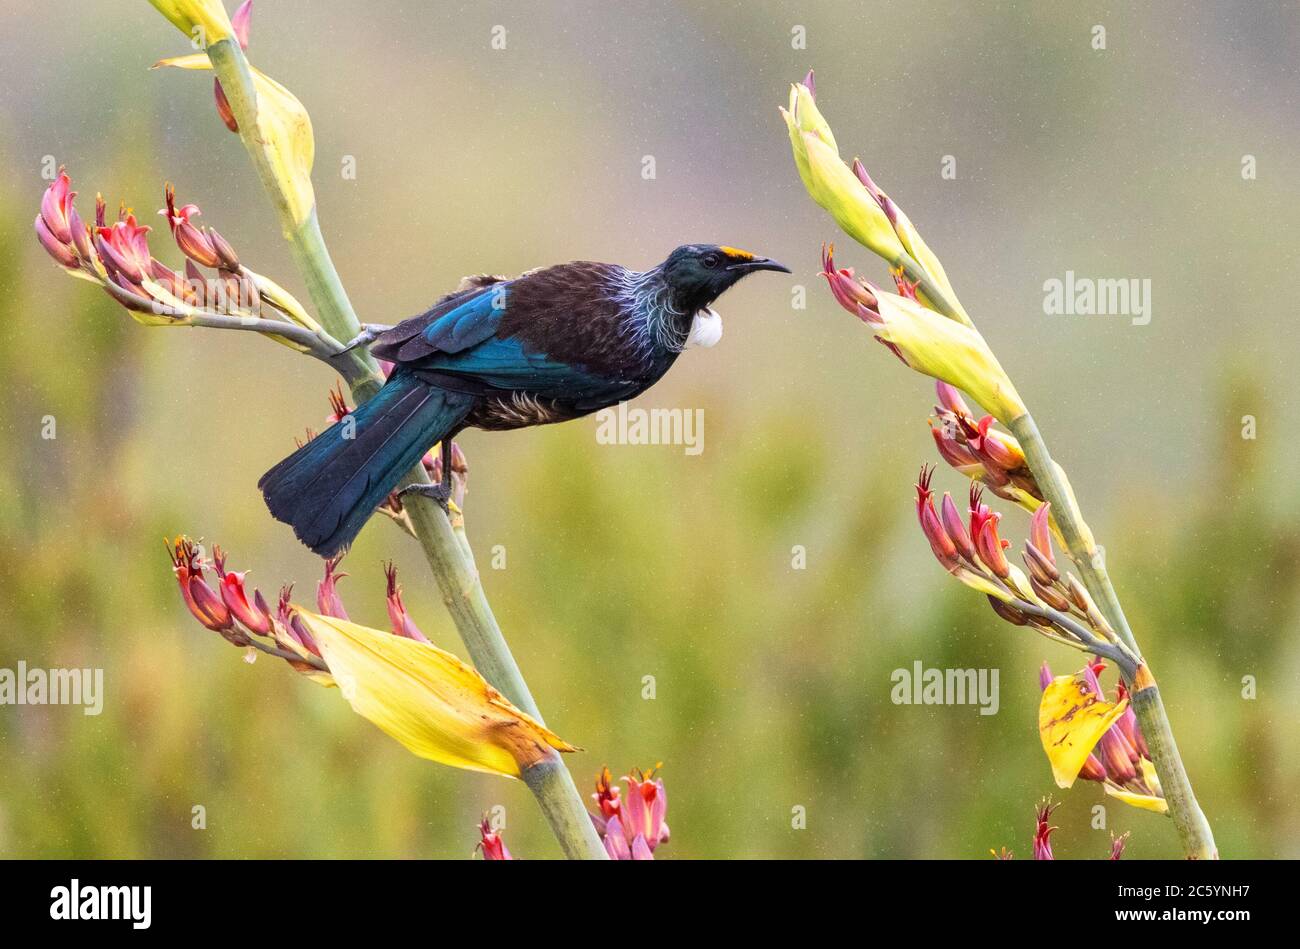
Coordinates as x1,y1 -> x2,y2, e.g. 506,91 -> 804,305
702,253 -> 720,268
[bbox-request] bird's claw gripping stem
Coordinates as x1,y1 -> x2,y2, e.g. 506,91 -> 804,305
398,481 -> 452,514
339,323 -> 393,354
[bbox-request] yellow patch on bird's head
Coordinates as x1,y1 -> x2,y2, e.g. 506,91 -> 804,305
719,246 -> 755,261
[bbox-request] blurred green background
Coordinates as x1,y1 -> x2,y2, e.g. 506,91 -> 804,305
1,0 -> 1297,859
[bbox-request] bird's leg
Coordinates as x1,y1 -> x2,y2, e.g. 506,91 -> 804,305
338,323 -> 394,354
397,440 -> 454,513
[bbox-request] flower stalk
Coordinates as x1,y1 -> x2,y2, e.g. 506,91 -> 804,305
150,7 -> 605,859
788,72 -> 1216,858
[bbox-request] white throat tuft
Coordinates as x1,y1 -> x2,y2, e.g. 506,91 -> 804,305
685,307 -> 723,349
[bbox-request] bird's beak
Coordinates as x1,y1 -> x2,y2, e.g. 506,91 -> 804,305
728,256 -> 792,274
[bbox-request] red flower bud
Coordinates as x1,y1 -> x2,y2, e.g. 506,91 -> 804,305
1115,681 -> 1150,759
935,381 -> 972,418
1033,799 -> 1058,861
167,536 -> 235,633
819,244 -> 878,316
316,556 -> 350,620
916,467 -> 958,568
214,79 -> 239,133
35,214 -> 78,268
213,546 -> 274,636
232,0 -> 253,49
974,513 -> 1010,579
476,818 -> 512,860
39,168 -> 76,244
940,491 -> 976,563
930,422 -> 983,474
384,563 -> 431,644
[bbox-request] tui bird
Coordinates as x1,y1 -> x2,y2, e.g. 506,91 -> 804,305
259,244 -> 790,557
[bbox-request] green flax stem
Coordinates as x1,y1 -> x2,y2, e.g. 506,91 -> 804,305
1008,413 -> 1216,859
204,36 -> 606,860
889,247 -> 1217,858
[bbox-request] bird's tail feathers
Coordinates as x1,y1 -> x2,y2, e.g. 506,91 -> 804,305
259,371 -> 473,557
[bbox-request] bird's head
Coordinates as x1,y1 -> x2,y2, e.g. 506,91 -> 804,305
658,244 -> 790,313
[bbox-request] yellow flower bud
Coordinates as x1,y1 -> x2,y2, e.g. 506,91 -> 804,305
799,132 -> 905,261
867,289 -> 1027,425
780,80 -> 904,263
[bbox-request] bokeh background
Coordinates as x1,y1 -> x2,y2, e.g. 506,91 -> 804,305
1,0 -> 1297,859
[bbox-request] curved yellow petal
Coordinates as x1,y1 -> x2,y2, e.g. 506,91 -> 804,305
1039,673 -> 1128,788
1105,759 -> 1169,814
1104,785 -> 1170,815
147,0 -> 234,44
296,610 -> 575,778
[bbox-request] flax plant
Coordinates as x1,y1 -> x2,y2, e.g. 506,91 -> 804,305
36,0 -> 604,858
783,72 -> 1216,858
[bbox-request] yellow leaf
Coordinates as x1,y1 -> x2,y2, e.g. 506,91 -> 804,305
1039,673 -> 1128,788
1105,759 -> 1169,814
148,0 -> 234,44
152,54 -> 316,226
296,610 -> 576,778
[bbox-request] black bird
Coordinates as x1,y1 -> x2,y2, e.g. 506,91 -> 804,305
259,244 -> 790,556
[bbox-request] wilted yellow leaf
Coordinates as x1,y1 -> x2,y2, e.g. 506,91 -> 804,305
296,610 -> 575,778
1038,673 -> 1128,788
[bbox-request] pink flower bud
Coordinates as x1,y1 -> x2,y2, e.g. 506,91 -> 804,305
1115,681 -> 1150,759
213,79 -> 239,133
316,556 -> 350,620
232,0 -> 253,49
1033,799 -> 1058,861
935,381 -> 972,418
974,513 -> 1010,579
1095,727 -> 1139,785
35,214 -> 78,268
476,818 -> 512,860
623,769 -> 669,853
916,467 -> 958,568
930,422 -> 982,475
39,169 -> 76,244
1109,831 -> 1130,860
68,205 -> 93,261
1029,503 -> 1054,564
1023,541 -> 1059,586
167,537 -> 235,633
207,227 -> 240,270
970,415 -> 1025,472
940,491 -> 976,563
384,563 -> 431,644
212,546 -> 274,636
819,244 -> 878,316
